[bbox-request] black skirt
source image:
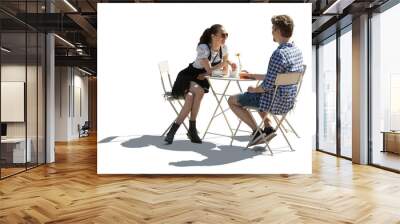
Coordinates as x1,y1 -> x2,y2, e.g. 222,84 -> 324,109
171,63 -> 210,99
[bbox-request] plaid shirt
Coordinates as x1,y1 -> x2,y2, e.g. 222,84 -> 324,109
259,42 -> 303,114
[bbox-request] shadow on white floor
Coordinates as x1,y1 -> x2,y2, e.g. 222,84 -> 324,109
97,132 -> 310,174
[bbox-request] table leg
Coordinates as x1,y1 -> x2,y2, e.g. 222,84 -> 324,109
236,80 -> 243,92
202,80 -> 232,140
216,83 -> 234,137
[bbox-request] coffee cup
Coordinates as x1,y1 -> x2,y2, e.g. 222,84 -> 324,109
230,69 -> 238,78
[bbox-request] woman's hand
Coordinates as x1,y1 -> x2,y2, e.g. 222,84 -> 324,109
197,73 -> 208,80
212,61 -> 224,70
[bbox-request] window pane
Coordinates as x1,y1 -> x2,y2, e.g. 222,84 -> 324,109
371,4 -> 400,171
38,32 -> 45,165
27,31 -> 38,169
1,31 -> 27,177
318,37 -> 337,154
340,29 -> 352,158
0,1 -> 46,178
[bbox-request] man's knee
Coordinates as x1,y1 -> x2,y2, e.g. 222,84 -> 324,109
228,95 -> 239,106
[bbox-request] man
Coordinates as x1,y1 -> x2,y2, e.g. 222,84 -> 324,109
228,15 -> 304,145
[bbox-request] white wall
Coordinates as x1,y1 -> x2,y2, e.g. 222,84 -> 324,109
72,71 -> 89,138
1,65 -> 39,138
1,65 -> 26,131
55,67 -> 89,141
55,66 -> 69,141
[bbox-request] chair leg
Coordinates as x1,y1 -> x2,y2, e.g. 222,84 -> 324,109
273,114 -> 289,133
264,142 -> 274,156
168,100 -> 189,132
277,123 -> 295,152
272,115 -> 295,152
280,119 -> 289,133
245,139 -> 252,150
285,118 -> 300,138
175,99 -> 190,132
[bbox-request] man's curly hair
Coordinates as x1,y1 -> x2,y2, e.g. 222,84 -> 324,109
271,15 -> 294,38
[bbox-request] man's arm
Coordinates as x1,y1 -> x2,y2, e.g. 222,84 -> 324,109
247,73 -> 265,80
247,85 -> 267,93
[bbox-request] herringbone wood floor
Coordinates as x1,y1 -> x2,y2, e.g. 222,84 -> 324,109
1,134 -> 400,224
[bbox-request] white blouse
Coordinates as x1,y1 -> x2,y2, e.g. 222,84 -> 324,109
192,44 -> 228,69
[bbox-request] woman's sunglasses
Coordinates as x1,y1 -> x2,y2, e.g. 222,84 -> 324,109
220,32 -> 229,38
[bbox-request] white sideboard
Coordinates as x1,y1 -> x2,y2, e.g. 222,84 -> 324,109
1,138 -> 32,163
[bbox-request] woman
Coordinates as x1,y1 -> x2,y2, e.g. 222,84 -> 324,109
165,24 -> 237,144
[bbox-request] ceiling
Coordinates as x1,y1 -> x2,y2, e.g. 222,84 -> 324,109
0,0 -> 393,75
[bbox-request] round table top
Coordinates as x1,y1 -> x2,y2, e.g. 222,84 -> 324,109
208,75 -> 257,81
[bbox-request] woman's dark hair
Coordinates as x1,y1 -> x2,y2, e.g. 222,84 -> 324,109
198,24 -> 223,45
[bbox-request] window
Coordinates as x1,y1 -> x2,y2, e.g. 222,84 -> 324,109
0,1 -> 46,179
340,28 -> 352,158
317,36 -> 337,154
370,3 -> 400,171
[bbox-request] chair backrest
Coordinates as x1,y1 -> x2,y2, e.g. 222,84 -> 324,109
267,65 -> 307,113
158,61 -> 174,94
275,66 -> 305,86
158,60 -> 169,74
295,65 -> 307,98
275,64 -> 306,95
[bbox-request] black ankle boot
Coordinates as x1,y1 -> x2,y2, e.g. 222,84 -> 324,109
187,120 -> 202,144
164,122 -> 180,144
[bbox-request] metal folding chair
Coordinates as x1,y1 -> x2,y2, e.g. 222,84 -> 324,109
244,65 -> 307,155
230,66 -> 307,146
276,66 -> 307,138
158,61 -> 189,136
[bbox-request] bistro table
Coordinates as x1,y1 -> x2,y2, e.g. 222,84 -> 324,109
202,74 -> 257,141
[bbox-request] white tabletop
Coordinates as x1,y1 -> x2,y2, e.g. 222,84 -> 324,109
209,76 -> 257,81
